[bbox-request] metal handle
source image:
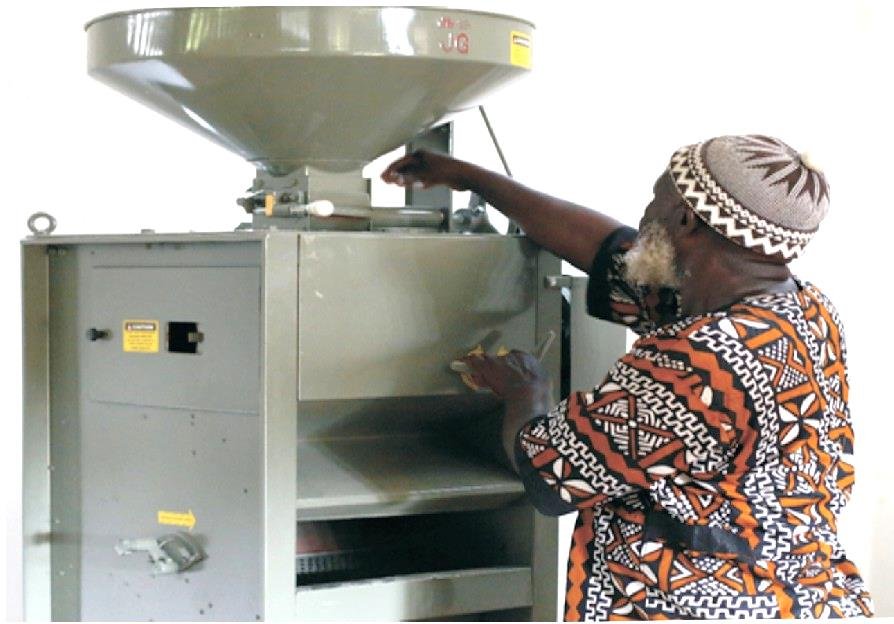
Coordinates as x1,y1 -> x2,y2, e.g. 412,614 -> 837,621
27,212 -> 57,236
477,106 -> 520,235
115,532 -> 205,575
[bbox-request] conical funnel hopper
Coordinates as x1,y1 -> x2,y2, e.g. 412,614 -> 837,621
86,6 -> 533,174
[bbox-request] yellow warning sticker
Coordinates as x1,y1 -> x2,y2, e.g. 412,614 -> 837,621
123,319 -> 159,353
510,31 -> 532,69
157,509 -> 196,530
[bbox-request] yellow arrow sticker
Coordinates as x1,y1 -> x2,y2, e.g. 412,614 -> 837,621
157,509 -> 196,530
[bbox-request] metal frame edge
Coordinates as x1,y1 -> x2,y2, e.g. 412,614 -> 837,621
22,243 -> 52,620
261,232 -> 300,620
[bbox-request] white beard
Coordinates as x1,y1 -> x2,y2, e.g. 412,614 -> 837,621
624,221 -> 681,289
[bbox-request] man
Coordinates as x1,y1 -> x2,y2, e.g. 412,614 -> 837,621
382,135 -> 873,620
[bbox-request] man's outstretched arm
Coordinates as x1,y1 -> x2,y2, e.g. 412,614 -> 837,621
381,149 -> 624,271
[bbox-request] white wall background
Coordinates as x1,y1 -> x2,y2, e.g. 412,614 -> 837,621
3,0 -> 893,619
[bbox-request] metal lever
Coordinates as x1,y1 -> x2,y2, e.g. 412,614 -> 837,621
115,532 -> 205,575
544,275 -> 573,290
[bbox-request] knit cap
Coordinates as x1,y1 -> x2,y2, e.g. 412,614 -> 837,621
667,135 -> 829,260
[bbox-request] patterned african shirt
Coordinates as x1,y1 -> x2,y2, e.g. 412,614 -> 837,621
515,226 -> 874,620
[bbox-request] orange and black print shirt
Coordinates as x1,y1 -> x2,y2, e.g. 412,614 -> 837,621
515,226 -> 873,619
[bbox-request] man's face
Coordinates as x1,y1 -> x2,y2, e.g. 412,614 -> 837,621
625,173 -> 685,289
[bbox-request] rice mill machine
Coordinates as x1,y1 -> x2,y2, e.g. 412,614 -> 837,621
21,6 -> 625,621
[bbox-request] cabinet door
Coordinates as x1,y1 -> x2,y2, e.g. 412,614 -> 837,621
76,243 -> 264,621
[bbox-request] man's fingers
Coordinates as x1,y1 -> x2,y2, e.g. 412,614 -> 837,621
461,353 -> 498,367
460,354 -> 509,395
381,165 -> 415,185
460,354 -> 493,378
467,372 -> 488,390
381,152 -> 427,185
459,354 -> 489,376
386,174 -> 425,189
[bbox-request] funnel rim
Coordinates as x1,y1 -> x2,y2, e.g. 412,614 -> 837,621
84,5 -> 535,32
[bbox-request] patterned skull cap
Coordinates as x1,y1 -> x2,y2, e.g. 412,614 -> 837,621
667,135 -> 830,260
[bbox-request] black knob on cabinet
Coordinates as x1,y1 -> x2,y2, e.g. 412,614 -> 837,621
86,328 -> 111,341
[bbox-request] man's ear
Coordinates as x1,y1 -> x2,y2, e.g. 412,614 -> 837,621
676,204 -> 700,236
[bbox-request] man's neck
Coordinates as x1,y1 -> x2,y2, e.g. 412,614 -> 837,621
678,256 -> 796,316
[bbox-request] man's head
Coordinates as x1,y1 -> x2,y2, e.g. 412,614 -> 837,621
626,135 -> 830,291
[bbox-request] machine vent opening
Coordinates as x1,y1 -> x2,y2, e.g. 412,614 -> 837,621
296,506 -> 530,587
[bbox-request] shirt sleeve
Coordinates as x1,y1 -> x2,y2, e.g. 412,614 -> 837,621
586,225 -> 681,335
514,334 -> 739,517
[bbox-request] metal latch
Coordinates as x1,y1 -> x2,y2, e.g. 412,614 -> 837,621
86,328 -> 111,342
115,532 -> 205,575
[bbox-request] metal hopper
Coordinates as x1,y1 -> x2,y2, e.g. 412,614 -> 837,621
86,6 -> 534,175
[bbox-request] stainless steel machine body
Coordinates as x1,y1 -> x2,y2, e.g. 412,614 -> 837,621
21,6 -> 627,621
23,231 -> 623,620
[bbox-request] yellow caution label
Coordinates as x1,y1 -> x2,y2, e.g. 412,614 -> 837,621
510,31 -> 532,69
157,509 -> 196,530
123,319 -> 159,353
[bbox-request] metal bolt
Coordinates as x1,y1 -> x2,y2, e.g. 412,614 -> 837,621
86,328 -> 111,341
